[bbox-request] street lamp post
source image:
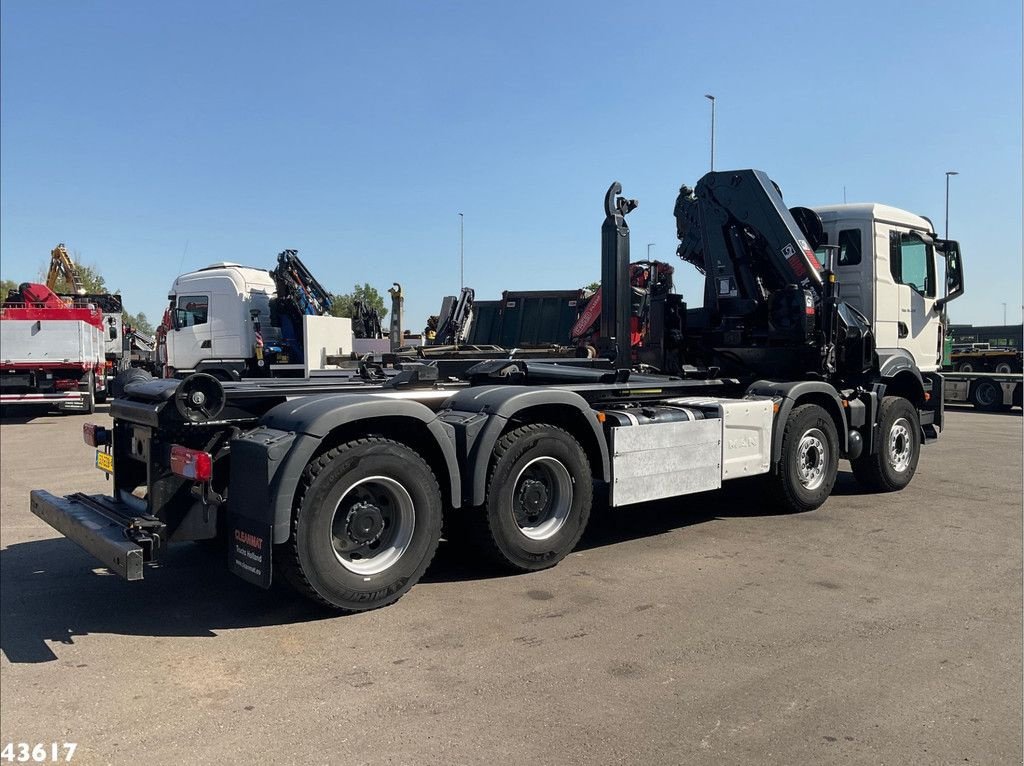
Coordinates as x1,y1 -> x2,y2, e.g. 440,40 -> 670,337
944,171 -> 958,239
704,94 -> 716,171
459,212 -> 464,291
647,243 -> 655,260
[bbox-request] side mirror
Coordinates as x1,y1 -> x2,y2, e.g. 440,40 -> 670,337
172,308 -> 188,330
934,240 -> 965,310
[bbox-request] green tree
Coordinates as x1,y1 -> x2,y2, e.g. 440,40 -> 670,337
0,278 -> 18,298
123,310 -> 154,335
329,283 -> 388,320
584,281 -> 601,292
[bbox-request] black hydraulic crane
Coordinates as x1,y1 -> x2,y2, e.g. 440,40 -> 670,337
600,169 -> 874,383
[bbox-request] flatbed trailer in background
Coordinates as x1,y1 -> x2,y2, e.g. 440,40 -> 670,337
943,371 -> 1023,411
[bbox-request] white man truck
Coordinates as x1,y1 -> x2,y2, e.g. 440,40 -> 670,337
30,169 -> 963,613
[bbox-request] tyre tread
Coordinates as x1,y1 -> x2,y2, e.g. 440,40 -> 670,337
470,423 -> 592,572
276,437 -> 442,611
850,396 -> 920,491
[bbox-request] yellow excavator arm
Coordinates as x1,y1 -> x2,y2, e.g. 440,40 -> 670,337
46,243 -> 85,295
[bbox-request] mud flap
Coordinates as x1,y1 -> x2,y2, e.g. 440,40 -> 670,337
229,516 -> 273,588
227,426 -> 300,588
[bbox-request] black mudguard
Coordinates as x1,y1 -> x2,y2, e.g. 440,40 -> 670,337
440,385 -> 610,507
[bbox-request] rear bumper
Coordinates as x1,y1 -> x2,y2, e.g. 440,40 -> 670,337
29,490 -> 166,580
1,392 -> 86,404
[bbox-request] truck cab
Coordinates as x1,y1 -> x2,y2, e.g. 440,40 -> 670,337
812,204 -> 964,374
164,263 -> 276,378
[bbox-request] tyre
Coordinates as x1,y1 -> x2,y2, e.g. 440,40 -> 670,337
955,361 -> 974,372
971,379 -> 1009,412
994,361 -> 1014,374
473,424 -> 592,572
764,404 -> 839,512
277,438 -> 443,612
851,396 -> 920,491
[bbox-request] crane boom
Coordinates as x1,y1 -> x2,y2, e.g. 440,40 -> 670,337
46,243 -> 85,295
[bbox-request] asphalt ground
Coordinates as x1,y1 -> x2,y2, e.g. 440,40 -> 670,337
0,404 -> 1020,765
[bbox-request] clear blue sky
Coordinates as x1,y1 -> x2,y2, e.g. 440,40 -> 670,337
2,0 -> 1021,330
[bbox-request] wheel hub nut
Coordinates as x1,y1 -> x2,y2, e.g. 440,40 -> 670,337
346,502 -> 385,545
519,479 -> 549,514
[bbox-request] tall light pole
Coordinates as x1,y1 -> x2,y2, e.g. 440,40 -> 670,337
647,243 -> 655,260
944,170 -> 958,239
459,212 -> 464,290
704,94 -> 716,171
1002,303 -> 1007,325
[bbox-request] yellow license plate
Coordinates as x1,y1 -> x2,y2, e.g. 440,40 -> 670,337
96,451 -> 114,473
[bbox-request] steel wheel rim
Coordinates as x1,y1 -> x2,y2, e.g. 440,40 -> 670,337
330,475 -> 415,575
512,456 -> 573,541
888,418 -> 912,472
796,428 -> 828,491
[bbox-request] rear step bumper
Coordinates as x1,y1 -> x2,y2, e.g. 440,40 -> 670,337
29,491 -> 165,580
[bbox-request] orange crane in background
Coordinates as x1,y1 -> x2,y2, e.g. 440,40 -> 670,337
46,243 -> 85,295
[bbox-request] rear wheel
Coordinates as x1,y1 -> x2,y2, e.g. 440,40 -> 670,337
971,379 -> 1010,412
851,396 -> 920,491
765,404 -> 839,512
474,424 -> 592,572
278,438 -> 443,611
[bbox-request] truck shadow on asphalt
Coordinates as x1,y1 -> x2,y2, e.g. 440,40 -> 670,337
0,471 -> 867,664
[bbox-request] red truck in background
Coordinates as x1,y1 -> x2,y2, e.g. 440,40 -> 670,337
0,283 -> 107,413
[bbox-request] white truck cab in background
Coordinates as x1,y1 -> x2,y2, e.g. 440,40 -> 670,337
162,262 -> 353,380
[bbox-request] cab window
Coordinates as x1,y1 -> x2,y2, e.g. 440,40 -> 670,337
176,295 -> 209,326
814,229 -> 861,267
837,229 -> 861,266
890,232 -> 936,297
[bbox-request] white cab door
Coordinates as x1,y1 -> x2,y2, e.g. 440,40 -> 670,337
890,230 -> 940,372
167,293 -> 212,370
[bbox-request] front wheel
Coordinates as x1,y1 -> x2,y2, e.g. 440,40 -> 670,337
474,424 -> 592,572
851,396 -> 920,491
277,438 -> 443,612
764,404 -> 839,512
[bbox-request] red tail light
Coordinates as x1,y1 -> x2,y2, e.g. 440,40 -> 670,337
83,423 -> 110,447
169,445 -> 213,482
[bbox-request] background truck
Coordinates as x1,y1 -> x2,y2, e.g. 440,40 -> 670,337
940,324 -> 1023,411
0,282 -> 107,412
157,250 -> 354,380
30,168 -> 963,613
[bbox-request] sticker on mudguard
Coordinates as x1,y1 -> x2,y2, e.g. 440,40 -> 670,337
229,518 -> 273,588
